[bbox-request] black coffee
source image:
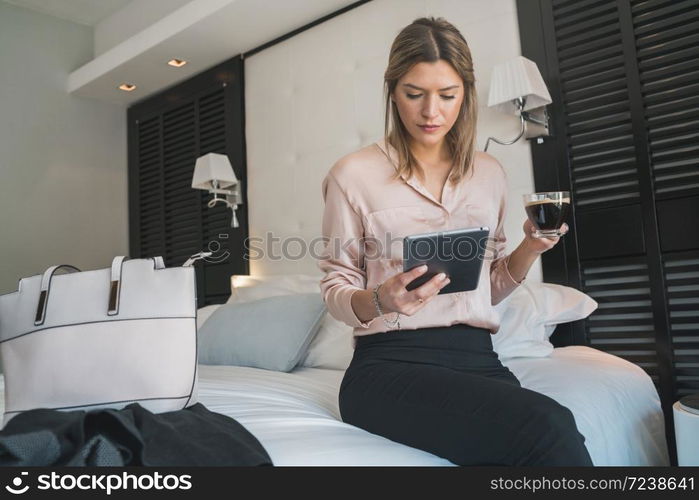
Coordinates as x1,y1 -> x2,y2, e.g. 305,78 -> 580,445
525,199 -> 570,231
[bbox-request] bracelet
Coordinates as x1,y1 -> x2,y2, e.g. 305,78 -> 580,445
505,254 -> 527,285
372,283 -> 400,330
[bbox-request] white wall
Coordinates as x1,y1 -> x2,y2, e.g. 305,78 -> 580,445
245,0 -> 542,281
0,2 -> 128,294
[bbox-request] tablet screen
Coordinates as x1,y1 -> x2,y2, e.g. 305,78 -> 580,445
402,226 -> 490,294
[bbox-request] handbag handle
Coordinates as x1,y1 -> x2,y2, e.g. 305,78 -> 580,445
108,256 -> 165,316
34,257 -> 165,326
34,265 -> 82,326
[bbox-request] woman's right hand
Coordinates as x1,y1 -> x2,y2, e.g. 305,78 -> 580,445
377,265 -> 451,316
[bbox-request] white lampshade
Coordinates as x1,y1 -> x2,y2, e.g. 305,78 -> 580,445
487,56 -> 552,114
192,153 -> 238,190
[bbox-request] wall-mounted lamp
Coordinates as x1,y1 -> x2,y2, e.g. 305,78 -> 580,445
484,56 -> 552,152
191,153 -> 243,228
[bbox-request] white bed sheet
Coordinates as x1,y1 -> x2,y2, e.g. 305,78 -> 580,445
194,363 -> 452,466
194,345 -> 669,466
504,346 -> 669,467
0,346 -> 670,466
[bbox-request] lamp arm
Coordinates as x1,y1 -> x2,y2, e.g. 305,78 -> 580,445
484,114 -> 526,152
206,194 -> 240,228
207,197 -> 232,209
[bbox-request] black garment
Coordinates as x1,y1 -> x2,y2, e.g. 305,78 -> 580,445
339,324 -> 594,466
0,402 -> 272,466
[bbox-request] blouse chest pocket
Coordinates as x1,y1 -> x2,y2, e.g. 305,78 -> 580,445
451,202 -> 498,232
365,206 -> 427,262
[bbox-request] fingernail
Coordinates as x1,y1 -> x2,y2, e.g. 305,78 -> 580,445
420,265 -> 428,271
437,273 -> 446,280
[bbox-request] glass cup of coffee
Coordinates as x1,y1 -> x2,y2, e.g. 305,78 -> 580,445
523,191 -> 571,238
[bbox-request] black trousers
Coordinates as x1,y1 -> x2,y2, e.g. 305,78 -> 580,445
339,324 -> 594,466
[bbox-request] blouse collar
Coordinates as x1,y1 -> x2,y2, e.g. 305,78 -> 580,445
374,138 -> 455,210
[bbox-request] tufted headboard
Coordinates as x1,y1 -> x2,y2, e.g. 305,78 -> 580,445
244,0 -> 542,281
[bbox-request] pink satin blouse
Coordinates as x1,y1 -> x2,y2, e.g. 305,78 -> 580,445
317,138 -> 522,342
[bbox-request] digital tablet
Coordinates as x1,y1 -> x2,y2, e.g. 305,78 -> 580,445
403,226 -> 490,294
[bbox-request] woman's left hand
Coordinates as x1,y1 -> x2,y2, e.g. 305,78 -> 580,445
522,220 -> 569,255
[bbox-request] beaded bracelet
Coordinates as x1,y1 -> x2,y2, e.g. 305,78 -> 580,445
372,283 -> 400,330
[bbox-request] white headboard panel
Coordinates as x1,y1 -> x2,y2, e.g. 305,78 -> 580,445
244,0 -> 542,282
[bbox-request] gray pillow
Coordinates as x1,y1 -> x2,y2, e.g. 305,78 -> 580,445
197,293 -> 327,372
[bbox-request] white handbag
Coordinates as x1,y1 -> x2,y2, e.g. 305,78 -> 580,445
0,256 -> 198,425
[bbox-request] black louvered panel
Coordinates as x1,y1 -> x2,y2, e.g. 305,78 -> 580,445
197,89 -> 232,263
632,0 -> 699,197
199,89 -> 226,154
200,203 -> 230,249
137,116 -> 164,257
581,259 -> 660,384
664,252 -> 699,397
553,0 -> 618,25
553,0 -> 641,208
521,0 -> 697,466
129,56 -> 247,306
162,103 -> 200,266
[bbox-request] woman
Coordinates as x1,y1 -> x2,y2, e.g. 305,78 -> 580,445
317,17 -> 592,466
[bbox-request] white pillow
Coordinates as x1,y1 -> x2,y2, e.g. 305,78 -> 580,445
227,274 -> 353,370
492,281 -> 598,360
228,274 -> 321,301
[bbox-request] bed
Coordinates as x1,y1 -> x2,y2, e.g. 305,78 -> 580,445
200,346 -> 670,466
198,347 -> 674,466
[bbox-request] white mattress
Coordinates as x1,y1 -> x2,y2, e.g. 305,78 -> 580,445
504,346 -> 670,467
194,346 -> 669,466
0,346 -> 670,466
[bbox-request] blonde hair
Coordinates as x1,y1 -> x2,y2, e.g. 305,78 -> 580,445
383,17 -> 477,185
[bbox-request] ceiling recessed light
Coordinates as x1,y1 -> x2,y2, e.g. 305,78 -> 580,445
118,83 -> 136,92
168,59 -> 187,68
